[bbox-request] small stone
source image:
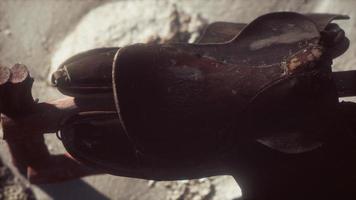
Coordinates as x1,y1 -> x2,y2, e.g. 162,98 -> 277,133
47,144 -> 53,151
147,180 -> 156,187
3,29 -> 12,36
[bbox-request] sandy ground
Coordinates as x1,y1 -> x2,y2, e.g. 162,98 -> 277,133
1,0 -> 356,199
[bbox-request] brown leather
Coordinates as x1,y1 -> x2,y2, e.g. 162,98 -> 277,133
53,12 -> 349,181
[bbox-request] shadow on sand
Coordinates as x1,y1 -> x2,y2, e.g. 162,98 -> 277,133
39,179 -> 109,200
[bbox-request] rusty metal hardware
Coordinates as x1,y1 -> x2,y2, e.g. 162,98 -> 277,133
1,12 -> 356,199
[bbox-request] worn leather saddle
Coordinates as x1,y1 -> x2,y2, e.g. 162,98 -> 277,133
50,12 -> 352,183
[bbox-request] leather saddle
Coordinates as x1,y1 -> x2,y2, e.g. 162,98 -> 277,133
51,12 -> 350,181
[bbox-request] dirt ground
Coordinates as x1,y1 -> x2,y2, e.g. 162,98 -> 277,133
1,0 -> 356,199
